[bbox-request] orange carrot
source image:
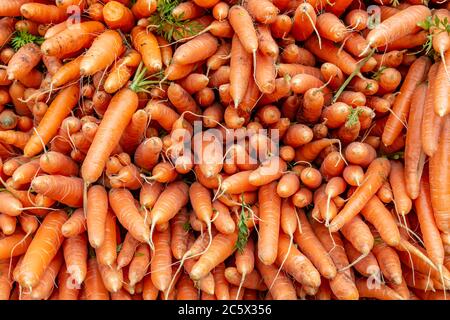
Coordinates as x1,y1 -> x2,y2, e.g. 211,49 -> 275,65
24,85 -> 80,157
61,208 -> 86,237
329,158 -> 391,232
41,21 -> 105,57
32,175 -> 83,207
190,230 -> 238,280
382,56 -> 430,146
81,88 -> 138,184
17,210 -> 67,289
109,188 -> 150,243
151,229 -> 172,291
63,233 -> 88,285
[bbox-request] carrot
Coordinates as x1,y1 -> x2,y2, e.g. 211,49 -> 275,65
131,26 -> 162,73
57,265 -> 80,300
382,56 -> 430,146
95,210 -> 117,268
356,278 -> 404,300
24,85 -> 79,157
256,256 -> 296,300
305,37 -> 357,76
294,209 -> 336,279
173,33 -> 218,65
429,115 -> 450,234
17,210 -> 67,289
366,5 -> 431,48
150,229 -> 172,291
229,35 -> 252,108
343,165 -> 364,187
98,263 -> 123,294
389,160 -> 412,215
316,12 -> 347,43
140,274 -> 158,300
81,88 -> 138,184
340,215 -> 373,255
245,0 -> 278,24
85,257 -> 109,300
415,169 -> 445,270
41,21 -> 105,57
402,84 -> 426,198
344,240 -> 380,277
31,175 -> 83,207
0,232 -> 32,260
131,0 -> 156,18
291,3 -> 317,42
0,191 -> 22,217
128,243 -> 150,288
0,213 -> 16,236
103,1 -> 135,32
80,30 -> 124,76
256,25 -> 279,60
211,200 -> 235,235
39,151 -> 79,176
345,9 -> 368,30
329,158 -> 391,232
224,268 -> 266,291
277,233 -> 321,288
190,230 -> 238,280
0,17 -> 14,47
270,14 -> 292,38
421,64 -> 442,157
228,5 -> 258,55
213,263 -> 229,300
20,3 -> 67,24
294,138 -> 337,163
109,188 -> 149,243
168,211 -> 189,260
176,273 -> 198,300
116,233 -> 139,271
63,233 -> 88,285
6,43 -> 41,81
29,251 -> 63,300
83,185 -> 108,249
372,241 -> 402,285
61,208 -> 86,237
360,196 -> 400,246
167,83 -> 201,122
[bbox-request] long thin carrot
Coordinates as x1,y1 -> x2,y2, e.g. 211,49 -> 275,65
429,115 -> 450,234
404,82 -> 427,199
17,210 -> 67,289
382,56 -> 430,146
24,85 -> 79,157
329,158 -> 391,232
81,88 -> 138,184
109,188 -> 150,243
190,230 -> 238,280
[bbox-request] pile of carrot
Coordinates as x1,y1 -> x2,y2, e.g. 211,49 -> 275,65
0,0 -> 449,301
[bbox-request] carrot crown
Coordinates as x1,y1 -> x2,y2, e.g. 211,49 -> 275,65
148,0 -> 203,41
234,195 -> 250,253
129,62 -> 165,93
11,31 -> 44,51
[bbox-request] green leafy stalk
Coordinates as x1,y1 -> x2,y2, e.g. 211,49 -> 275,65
116,243 -> 123,253
182,221 -> 192,232
333,48 -> 376,103
129,62 -> 166,93
234,195 -> 250,253
345,107 -> 362,128
11,31 -> 44,51
148,0 -> 203,41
